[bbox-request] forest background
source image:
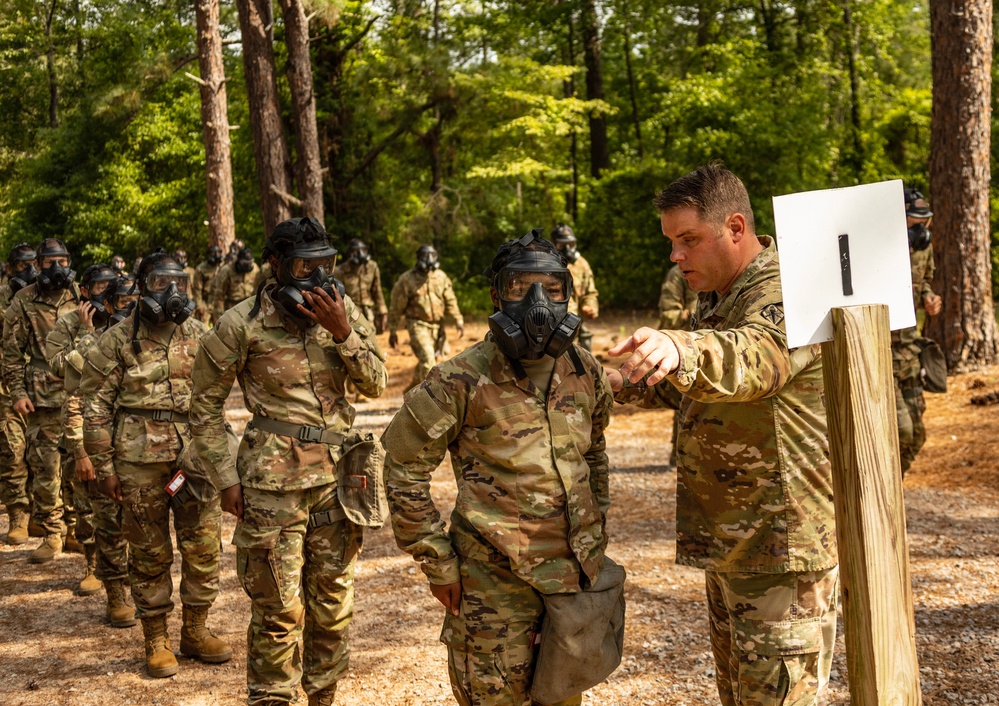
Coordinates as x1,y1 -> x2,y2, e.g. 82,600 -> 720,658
0,0 -> 996,314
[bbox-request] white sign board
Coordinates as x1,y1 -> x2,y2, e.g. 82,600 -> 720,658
773,180 -> 916,348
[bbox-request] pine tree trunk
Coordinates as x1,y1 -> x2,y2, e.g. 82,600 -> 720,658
235,0 -> 292,234
925,0 -> 998,371
278,0 -> 324,223
195,0 -> 236,252
580,0 -> 609,178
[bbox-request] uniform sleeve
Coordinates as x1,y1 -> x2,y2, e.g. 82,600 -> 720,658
387,276 -> 408,331
46,313 -> 82,380
212,268 -> 230,319
188,315 -> 244,490
586,362 -> 614,519
441,274 -> 463,327
3,300 -> 30,403
658,267 -> 690,330
82,330 -> 124,479
383,366 -> 468,585
920,248 -> 936,303
577,260 -> 599,316
334,299 -> 388,397
370,262 -> 388,315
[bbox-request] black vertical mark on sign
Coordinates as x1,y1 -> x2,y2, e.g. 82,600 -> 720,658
838,233 -> 854,296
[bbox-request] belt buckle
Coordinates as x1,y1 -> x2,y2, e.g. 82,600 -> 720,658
151,409 -> 172,422
298,425 -> 323,443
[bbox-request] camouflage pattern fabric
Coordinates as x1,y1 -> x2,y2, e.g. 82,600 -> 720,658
657,263 -> 699,331
213,262 -> 261,319
706,567 -> 839,706
387,268 -> 462,331
383,338 -> 612,704
117,460 -> 221,618
193,259 -> 222,323
566,254 -> 598,319
253,261 -> 273,290
338,259 -> 388,317
616,237 -> 836,574
0,399 -> 28,510
891,245 -> 935,473
406,320 -> 442,390
234,483 -> 362,704
189,286 -> 387,492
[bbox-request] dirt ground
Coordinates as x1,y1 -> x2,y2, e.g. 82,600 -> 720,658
2,311 -> 998,706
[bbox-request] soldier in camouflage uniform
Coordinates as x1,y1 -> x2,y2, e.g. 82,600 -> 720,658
338,239 -> 388,333
388,244 -> 464,390
609,165 -> 838,706
83,252 -> 230,678
657,263 -> 700,470
893,189 -> 942,475
47,263 -> 119,596
192,244 -> 224,323
3,238 -> 82,564
552,225 -> 599,352
384,232 -> 612,706
189,217 -> 387,706
214,246 -> 260,319
1,243 -> 39,545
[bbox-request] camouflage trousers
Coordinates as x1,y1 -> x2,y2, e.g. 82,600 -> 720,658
26,406 -> 65,536
407,320 -> 441,390
235,483 -> 362,705
895,377 -> 926,475
0,404 -> 29,510
68,468 -> 92,544
706,567 -> 839,706
117,460 -> 222,618
440,544 -> 584,706
85,478 -> 129,581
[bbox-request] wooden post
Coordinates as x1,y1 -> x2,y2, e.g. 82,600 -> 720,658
820,304 -> 921,705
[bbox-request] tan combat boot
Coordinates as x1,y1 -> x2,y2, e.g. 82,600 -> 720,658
5,506 -> 29,545
77,544 -> 102,596
141,615 -> 178,678
63,527 -> 84,553
308,686 -> 337,706
27,517 -> 45,538
179,605 -> 232,663
104,579 -> 137,627
28,533 -> 62,564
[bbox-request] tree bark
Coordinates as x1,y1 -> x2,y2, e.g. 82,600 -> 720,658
580,0 -> 609,178
925,0 -> 998,371
622,24 -> 643,159
235,0 -> 291,234
842,0 -> 863,178
44,0 -> 59,129
564,12 -> 578,219
278,0 -> 324,223
194,0 -> 236,253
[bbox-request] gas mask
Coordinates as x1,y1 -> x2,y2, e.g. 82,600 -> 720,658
415,245 -> 439,273
274,241 -> 342,328
174,251 -> 188,268
138,265 -> 194,325
206,246 -> 222,266
9,264 -> 38,294
84,267 -> 118,329
349,241 -> 370,266
556,240 -> 579,263
908,223 -> 932,251
36,242 -> 77,292
111,258 -> 126,275
109,300 -> 136,327
488,241 -> 580,360
234,249 -> 255,274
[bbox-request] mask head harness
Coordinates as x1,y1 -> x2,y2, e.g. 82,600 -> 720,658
8,243 -> 38,294
415,244 -> 439,272
347,238 -> 370,265
206,245 -> 222,266
81,263 -> 118,328
234,247 -> 255,274
551,224 -> 579,263
135,252 -> 195,327
904,188 -> 933,251
485,229 -> 581,363
252,216 -> 344,328
36,238 -> 76,292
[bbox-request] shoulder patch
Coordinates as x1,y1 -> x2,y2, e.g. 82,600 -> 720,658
760,303 -> 785,327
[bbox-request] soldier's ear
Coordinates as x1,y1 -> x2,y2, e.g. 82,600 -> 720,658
490,288 -> 500,309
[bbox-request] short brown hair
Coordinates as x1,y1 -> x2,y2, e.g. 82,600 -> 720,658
652,162 -> 755,230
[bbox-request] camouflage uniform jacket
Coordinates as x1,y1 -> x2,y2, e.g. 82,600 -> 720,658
61,328 -> 104,460
213,262 -> 261,318
658,264 -> 699,330
383,339 -> 613,594
387,268 -> 463,330
45,309 -> 92,454
891,245 -> 936,382
192,260 -> 222,308
338,259 -> 388,315
567,254 -> 599,317
2,282 -> 81,408
0,282 -> 13,398
617,237 -> 835,574
189,286 -> 387,492
82,313 -> 209,479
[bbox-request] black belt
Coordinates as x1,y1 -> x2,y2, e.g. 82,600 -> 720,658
121,407 -> 189,423
248,415 -> 344,445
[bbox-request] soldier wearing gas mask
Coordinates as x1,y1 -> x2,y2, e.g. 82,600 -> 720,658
193,244 -> 224,323
552,224 -> 599,352
387,243 -> 464,390
893,189 -> 943,475
82,251 -> 229,678
2,238 -> 81,563
189,216 -> 387,706
338,238 -> 388,333
383,230 -> 614,706
111,255 -> 127,276
1,243 -> 40,546
213,246 -> 260,319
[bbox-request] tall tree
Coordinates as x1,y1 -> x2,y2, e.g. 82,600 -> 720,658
925,0 -> 998,370
580,0 -> 609,178
278,0 -> 324,222
194,0 -> 236,252
236,0 -> 291,233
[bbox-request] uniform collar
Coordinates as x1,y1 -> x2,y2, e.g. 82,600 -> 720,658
700,235 -> 777,321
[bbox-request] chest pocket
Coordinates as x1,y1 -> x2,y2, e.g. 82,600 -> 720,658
467,400 -> 538,448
